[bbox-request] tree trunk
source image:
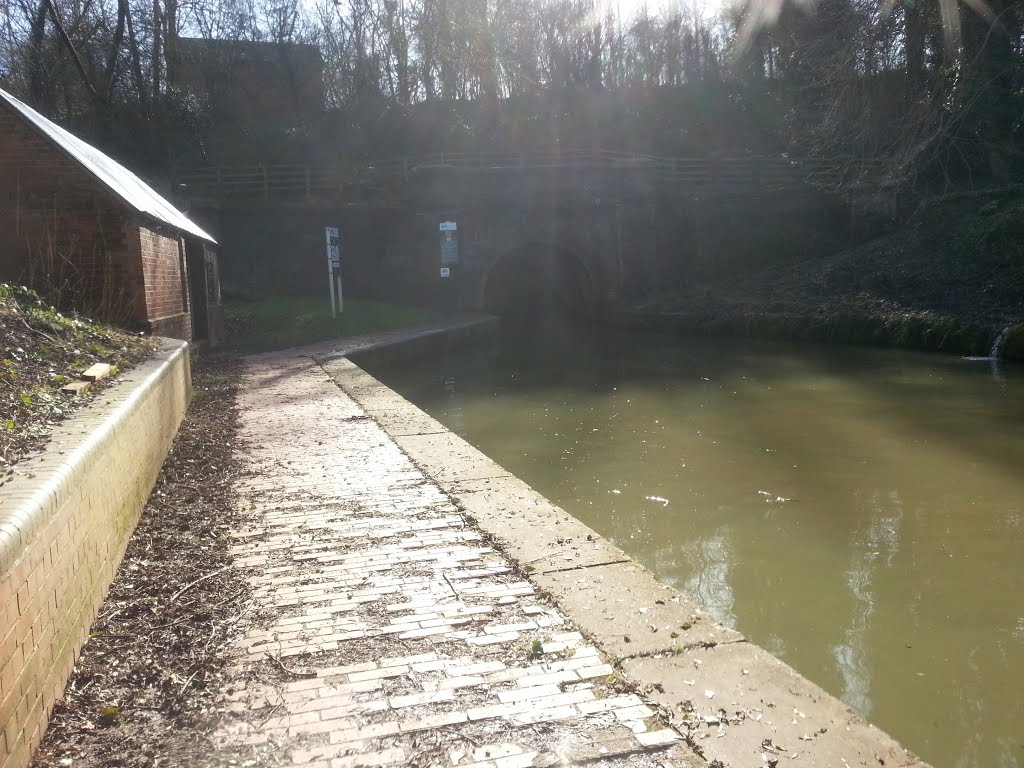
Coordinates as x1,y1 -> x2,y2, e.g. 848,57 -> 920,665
904,0 -> 926,97
28,0 -> 49,107
963,0 -> 1017,183
152,0 -> 162,102
103,0 -> 128,103
125,4 -> 148,112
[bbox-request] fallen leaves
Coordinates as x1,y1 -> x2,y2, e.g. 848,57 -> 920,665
30,355 -> 248,768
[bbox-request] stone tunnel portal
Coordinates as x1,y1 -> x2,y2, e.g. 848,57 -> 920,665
482,244 -> 595,324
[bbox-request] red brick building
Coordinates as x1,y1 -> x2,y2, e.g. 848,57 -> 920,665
0,88 -> 220,342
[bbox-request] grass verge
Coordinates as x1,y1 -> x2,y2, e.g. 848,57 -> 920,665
223,296 -> 434,353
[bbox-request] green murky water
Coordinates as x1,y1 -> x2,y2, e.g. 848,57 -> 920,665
365,329 -> 1024,768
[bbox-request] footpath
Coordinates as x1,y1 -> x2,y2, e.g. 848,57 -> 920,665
210,321 -> 929,768
213,343 -> 695,768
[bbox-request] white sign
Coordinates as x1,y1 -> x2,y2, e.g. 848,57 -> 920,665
440,220 -> 459,266
325,226 -> 342,316
325,226 -> 340,268
440,267 -> 451,278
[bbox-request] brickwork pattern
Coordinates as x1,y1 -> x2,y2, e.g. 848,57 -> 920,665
137,224 -> 192,340
0,342 -> 191,768
216,355 -> 694,768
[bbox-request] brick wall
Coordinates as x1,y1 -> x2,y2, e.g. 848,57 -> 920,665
136,223 -> 192,341
0,341 -> 191,768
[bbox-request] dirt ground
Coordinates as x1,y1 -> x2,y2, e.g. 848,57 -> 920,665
29,354 -> 248,768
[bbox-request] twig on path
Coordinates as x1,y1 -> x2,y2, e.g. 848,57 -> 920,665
258,702 -> 283,728
525,548 -> 569,564
267,652 -> 318,679
179,669 -> 200,692
167,565 -> 234,604
442,571 -> 459,598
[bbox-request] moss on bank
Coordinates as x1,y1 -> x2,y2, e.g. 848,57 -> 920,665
636,188 -> 1024,357
1,284 -> 157,468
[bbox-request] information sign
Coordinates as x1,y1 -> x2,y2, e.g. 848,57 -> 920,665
326,226 -> 341,268
439,221 -> 459,265
325,226 -> 343,316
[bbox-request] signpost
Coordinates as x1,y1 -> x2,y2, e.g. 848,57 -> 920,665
325,226 -> 342,317
439,221 -> 458,312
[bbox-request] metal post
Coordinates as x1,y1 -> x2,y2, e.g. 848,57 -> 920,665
327,254 -> 337,318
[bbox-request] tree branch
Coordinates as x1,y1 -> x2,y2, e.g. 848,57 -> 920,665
44,0 -> 99,100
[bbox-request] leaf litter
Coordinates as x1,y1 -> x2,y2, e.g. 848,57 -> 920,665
30,355 -> 249,768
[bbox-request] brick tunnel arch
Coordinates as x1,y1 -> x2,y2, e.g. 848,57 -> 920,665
482,243 -> 597,322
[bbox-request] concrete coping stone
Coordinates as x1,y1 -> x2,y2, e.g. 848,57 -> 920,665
240,314 -> 498,365
0,338 -> 188,573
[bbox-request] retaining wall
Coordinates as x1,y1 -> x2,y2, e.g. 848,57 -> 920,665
0,340 -> 191,768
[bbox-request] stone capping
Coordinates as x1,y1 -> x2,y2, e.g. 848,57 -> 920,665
0,338 -> 190,768
0,340 -> 188,572
304,314 -> 498,365
322,352 -> 931,768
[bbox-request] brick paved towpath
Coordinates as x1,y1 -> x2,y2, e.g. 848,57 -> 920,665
209,319 -> 929,768
212,344 -> 699,768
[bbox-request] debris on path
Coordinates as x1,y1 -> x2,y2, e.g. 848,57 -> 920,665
30,355 -> 249,768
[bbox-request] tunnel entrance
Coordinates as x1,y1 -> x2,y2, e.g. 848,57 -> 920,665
482,244 -> 594,324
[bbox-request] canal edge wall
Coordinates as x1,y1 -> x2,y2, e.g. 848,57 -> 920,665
619,309 -> 1003,359
243,313 -> 500,367
318,336 -> 931,768
0,340 -> 191,768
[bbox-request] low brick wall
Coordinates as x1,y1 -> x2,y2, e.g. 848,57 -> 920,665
0,340 -> 191,768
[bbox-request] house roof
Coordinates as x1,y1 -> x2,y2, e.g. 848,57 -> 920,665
0,88 -> 216,244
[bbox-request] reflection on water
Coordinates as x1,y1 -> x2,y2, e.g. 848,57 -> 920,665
834,490 -> 904,717
443,376 -> 465,436
680,531 -> 738,629
367,327 -> 1024,768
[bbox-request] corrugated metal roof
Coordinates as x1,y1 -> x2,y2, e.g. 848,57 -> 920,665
0,88 -> 216,244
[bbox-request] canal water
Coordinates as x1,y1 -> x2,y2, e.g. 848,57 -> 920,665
363,328 -> 1024,768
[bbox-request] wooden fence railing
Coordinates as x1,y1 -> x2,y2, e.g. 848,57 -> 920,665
172,149 -> 875,203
